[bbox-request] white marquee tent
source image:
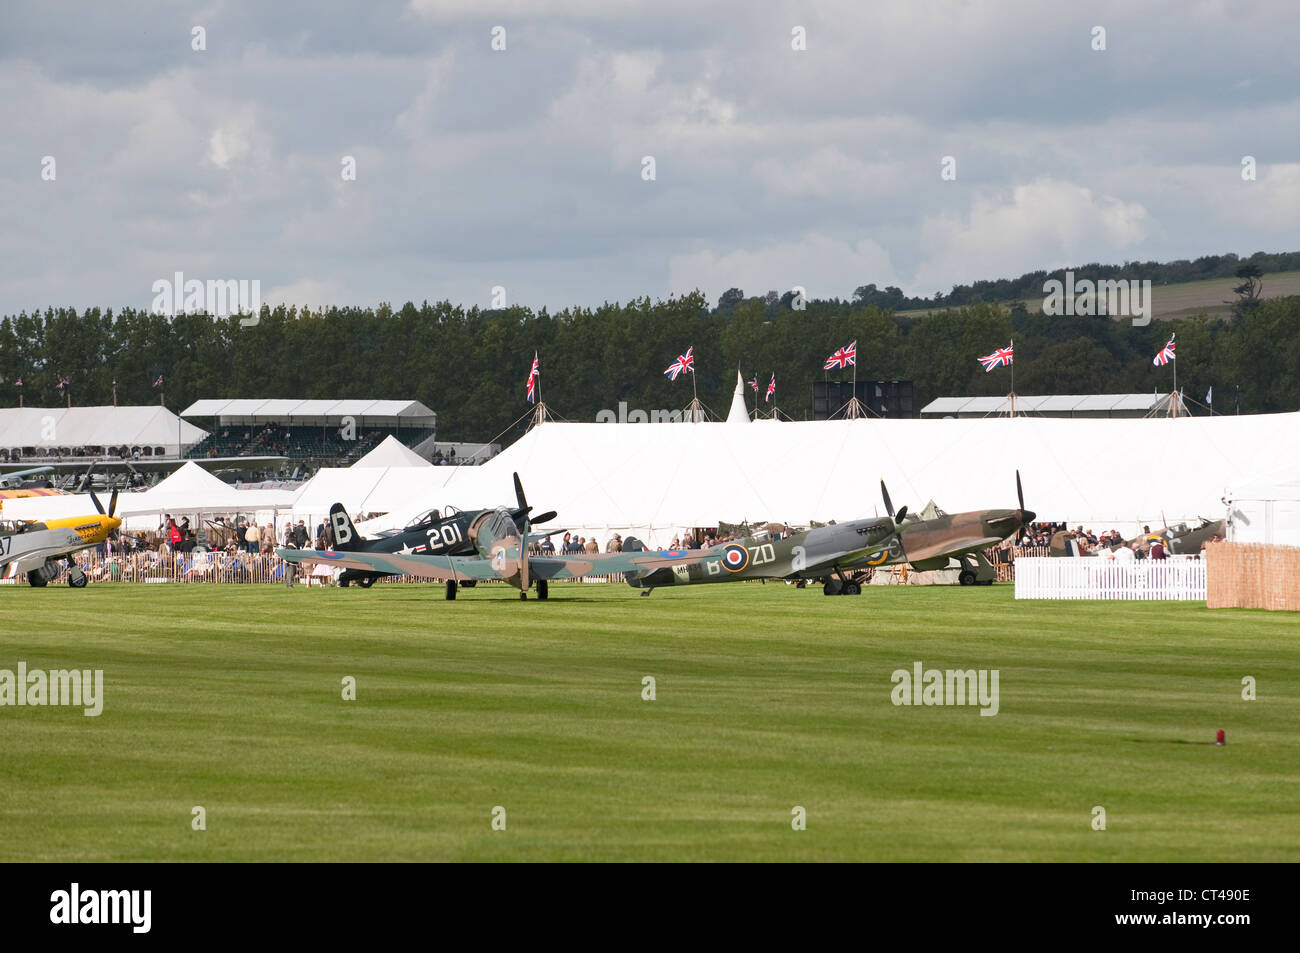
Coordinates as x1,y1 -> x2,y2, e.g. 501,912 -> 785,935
341,410 -> 1300,547
1225,464 -> 1300,546
0,405 -> 207,455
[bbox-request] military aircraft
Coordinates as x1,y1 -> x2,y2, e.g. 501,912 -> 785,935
622,487 -> 909,596
0,489 -> 121,588
1050,516 -> 1224,557
278,503 -> 719,600
835,472 -> 1035,586
327,473 -> 558,588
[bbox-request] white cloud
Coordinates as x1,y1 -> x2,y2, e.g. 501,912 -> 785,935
668,234 -> 897,302
208,111 -> 257,169
912,179 -> 1149,294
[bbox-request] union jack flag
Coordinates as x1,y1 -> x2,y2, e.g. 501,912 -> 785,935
977,343 -> 1014,372
748,374 -> 758,392
153,375 -> 164,388
1152,334 -> 1176,366
664,346 -> 694,381
765,373 -> 775,403
824,341 -> 856,370
57,377 -> 69,389
526,351 -> 539,404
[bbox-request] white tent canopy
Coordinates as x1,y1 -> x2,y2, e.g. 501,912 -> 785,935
351,435 -> 432,468
1225,463 -> 1300,546
344,412 -> 1300,548
0,405 -> 207,455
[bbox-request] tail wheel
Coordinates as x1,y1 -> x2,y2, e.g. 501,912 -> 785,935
536,579 -> 549,601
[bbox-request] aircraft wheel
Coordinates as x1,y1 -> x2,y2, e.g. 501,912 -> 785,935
843,581 -> 861,596
461,580 -> 477,588
795,580 -> 807,589
536,579 -> 549,601
446,581 -> 458,601
519,591 -> 528,600
823,578 -> 843,596
27,570 -> 48,588
357,576 -> 376,589
69,571 -> 88,589
958,570 -> 977,586
338,578 -> 351,587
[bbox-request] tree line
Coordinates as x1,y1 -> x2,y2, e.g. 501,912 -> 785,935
2,285 -> 1297,444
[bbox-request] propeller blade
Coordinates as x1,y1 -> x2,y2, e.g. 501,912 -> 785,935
89,489 -> 105,515
531,510 -> 557,525
513,472 -> 528,513
1016,469 -> 1025,514
108,488 -> 119,517
880,479 -> 894,519
894,506 -> 908,524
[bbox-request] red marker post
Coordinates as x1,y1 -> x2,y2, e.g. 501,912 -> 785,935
1216,730 -> 1226,746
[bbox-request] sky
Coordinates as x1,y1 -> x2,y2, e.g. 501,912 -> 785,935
2,0 -> 1297,315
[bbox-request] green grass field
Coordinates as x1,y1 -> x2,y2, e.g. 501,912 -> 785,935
1,582 -> 1296,861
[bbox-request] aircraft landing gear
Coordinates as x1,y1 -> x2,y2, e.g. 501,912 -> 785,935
823,577 -> 843,596
536,579 -> 549,601
843,580 -> 861,595
68,565 -> 88,588
27,569 -> 48,588
357,575 -> 376,588
519,591 -> 528,600
958,570 -> 977,586
446,580 -> 458,600
823,570 -> 863,595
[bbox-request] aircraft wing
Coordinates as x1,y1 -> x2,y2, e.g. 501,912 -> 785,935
277,547 -> 503,581
902,536 -> 1002,565
528,549 -> 715,580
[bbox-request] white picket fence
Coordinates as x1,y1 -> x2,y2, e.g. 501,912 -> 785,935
1014,556 -> 1206,601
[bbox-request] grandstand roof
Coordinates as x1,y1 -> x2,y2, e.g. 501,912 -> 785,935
0,405 -> 207,449
180,398 -> 436,427
921,393 -> 1173,418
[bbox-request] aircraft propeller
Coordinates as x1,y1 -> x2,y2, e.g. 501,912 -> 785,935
879,480 -> 908,524
511,472 -> 556,525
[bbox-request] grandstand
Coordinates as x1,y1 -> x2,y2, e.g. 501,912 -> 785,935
180,399 -> 438,467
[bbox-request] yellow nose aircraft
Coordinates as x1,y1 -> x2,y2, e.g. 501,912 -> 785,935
0,490 -> 121,588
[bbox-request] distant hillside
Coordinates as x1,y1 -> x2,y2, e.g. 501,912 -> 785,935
850,250 -> 1300,313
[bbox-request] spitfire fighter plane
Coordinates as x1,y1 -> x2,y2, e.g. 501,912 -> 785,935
1049,516 -> 1224,557
328,473 -> 557,588
622,489 -> 909,596
0,490 -> 121,588
833,473 -> 1035,586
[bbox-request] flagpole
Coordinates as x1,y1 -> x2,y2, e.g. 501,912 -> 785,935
1010,338 -> 1016,418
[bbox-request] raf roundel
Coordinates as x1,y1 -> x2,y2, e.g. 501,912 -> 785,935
721,543 -> 750,573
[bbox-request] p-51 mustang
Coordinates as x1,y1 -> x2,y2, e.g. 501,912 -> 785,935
327,473 -> 557,588
0,490 -> 121,588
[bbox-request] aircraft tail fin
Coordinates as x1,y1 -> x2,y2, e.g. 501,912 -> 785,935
328,503 -> 361,551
